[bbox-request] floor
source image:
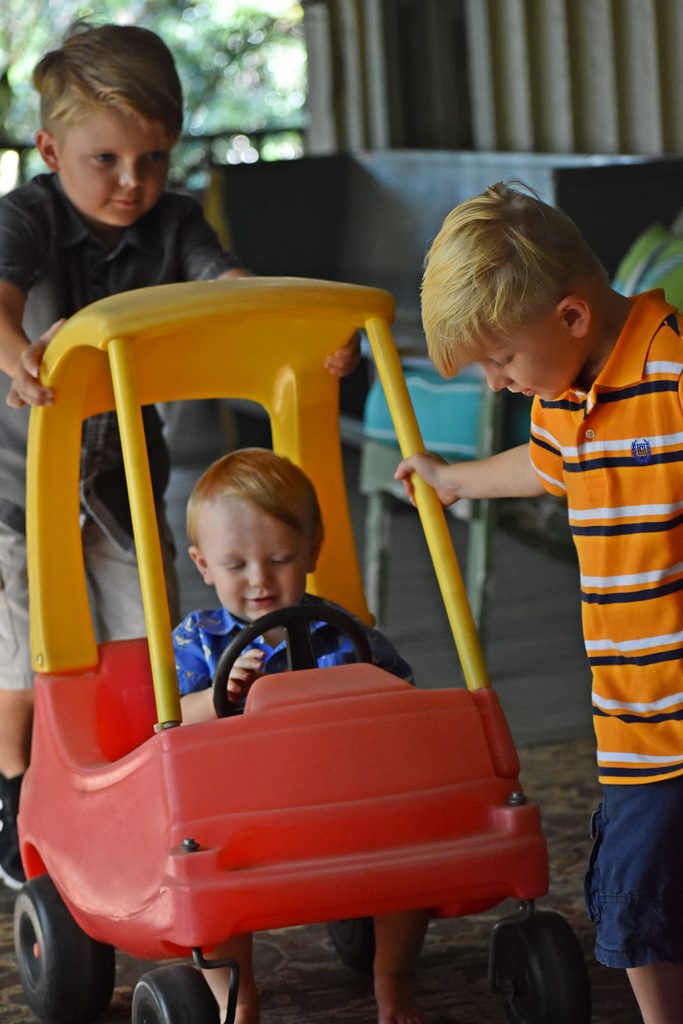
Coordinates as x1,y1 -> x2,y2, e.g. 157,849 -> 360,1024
0,404 -> 644,1022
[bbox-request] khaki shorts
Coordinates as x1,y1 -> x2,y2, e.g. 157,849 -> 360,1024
0,522 -> 32,690
0,516 -> 179,691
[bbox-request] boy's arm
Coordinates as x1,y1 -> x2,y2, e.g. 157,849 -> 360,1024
0,281 -> 57,407
175,598 -> 267,726
179,687 -> 215,725
179,649 -> 265,724
395,443 -> 545,507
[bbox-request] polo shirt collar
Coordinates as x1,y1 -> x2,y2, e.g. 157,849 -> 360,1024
193,607 -> 243,636
121,207 -> 163,258
196,599 -> 328,640
594,289 -> 677,390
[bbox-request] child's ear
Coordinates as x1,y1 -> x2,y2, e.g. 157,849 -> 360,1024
557,295 -> 591,338
35,130 -> 61,172
189,545 -> 214,586
306,531 -> 323,573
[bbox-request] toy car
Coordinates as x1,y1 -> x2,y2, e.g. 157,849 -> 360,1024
13,278 -> 591,1023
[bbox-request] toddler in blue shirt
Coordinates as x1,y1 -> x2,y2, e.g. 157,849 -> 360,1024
173,447 -> 428,1024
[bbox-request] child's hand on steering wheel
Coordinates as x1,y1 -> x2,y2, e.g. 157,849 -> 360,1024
227,648 -> 266,703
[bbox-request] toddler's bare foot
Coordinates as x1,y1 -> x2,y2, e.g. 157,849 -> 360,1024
374,972 -> 425,1024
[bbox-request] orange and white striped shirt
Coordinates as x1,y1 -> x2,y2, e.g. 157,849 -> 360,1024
530,290 -> 683,784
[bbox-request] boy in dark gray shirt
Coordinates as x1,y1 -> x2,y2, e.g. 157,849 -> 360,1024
0,21 -> 359,890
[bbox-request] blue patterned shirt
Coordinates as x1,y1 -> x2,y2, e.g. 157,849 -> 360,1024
173,595 -> 413,695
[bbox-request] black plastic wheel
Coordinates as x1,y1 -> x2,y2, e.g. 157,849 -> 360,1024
327,917 -> 376,975
13,874 -> 115,1023
490,909 -> 591,1024
132,964 -> 219,1024
212,599 -> 373,717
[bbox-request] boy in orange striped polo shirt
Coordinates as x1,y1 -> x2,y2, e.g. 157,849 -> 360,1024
396,181 -> 683,1023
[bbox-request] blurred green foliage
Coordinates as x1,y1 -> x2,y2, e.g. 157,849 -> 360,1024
0,0 -> 306,177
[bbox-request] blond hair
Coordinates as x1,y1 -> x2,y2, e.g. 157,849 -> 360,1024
33,21 -> 183,139
422,180 -> 608,376
187,448 -> 324,547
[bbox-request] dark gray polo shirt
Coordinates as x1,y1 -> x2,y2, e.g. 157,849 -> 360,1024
0,173 -> 243,548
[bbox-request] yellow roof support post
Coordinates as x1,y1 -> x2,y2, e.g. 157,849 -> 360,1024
364,315 -> 490,691
108,337 -> 181,728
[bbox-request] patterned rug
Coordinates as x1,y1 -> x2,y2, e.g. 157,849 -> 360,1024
0,738 -> 643,1023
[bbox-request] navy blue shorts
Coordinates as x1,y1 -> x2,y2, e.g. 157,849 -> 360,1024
584,776 -> 683,968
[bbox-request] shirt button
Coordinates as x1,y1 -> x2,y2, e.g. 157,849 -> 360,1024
585,429 -> 595,440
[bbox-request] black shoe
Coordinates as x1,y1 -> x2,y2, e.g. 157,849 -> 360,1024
0,773 -> 25,890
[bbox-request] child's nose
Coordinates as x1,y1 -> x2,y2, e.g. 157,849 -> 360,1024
247,562 -> 270,587
118,161 -> 141,188
483,365 -> 508,392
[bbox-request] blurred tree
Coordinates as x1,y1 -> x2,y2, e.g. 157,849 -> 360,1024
0,0 -> 305,171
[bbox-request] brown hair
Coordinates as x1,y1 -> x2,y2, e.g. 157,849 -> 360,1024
187,448 -> 324,547
422,180 -> 608,375
33,21 -> 183,139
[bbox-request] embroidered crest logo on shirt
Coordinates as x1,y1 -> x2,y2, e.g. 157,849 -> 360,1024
631,438 -> 652,465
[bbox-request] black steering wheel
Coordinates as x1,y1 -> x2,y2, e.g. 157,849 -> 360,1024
212,600 -> 373,719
